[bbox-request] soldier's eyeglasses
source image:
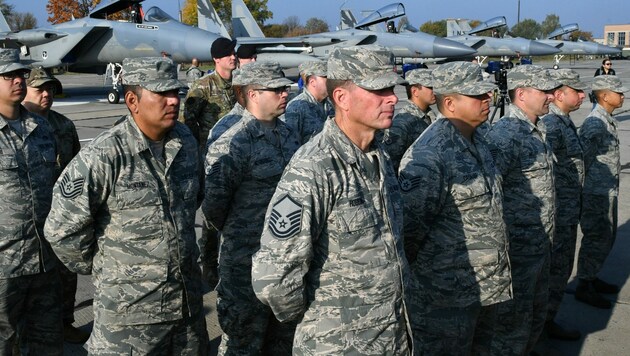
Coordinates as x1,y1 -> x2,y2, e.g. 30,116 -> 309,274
2,70 -> 30,81
255,86 -> 289,94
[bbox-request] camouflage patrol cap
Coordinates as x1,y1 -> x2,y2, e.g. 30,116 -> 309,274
327,45 -> 407,90
298,61 -> 327,77
507,65 -> 560,91
231,68 -> 243,86
237,61 -> 293,88
27,67 -> 60,88
122,57 -> 186,93
592,75 -> 629,93
432,61 -> 497,95
404,68 -> 433,87
549,69 -> 588,91
0,48 -> 29,75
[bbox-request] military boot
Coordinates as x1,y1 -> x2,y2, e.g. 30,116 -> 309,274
63,323 -> 90,344
593,278 -> 620,294
575,279 -> 612,309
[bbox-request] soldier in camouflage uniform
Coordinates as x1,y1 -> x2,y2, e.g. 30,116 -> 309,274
21,67 -> 89,345
0,48 -> 63,356
399,62 -> 511,355
44,57 -> 208,355
381,68 -> 436,171
252,46 -> 412,355
283,61 -> 334,142
205,67 -> 246,148
184,37 -> 237,288
202,61 -> 300,355
575,75 -> 627,309
486,65 -> 560,355
540,69 -> 587,340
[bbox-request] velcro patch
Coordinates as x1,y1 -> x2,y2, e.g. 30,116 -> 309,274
398,172 -> 422,192
60,174 -> 85,199
268,195 -> 302,239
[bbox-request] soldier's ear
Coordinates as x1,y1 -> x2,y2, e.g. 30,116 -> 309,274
125,90 -> 139,114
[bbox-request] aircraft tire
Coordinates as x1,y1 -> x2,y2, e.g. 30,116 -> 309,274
108,89 -> 120,104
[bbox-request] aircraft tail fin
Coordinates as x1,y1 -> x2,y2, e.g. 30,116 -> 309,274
0,10 -> 11,32
338,9 -> 357,30
457,20 -> 472,33
232,0 -> 265,38
446,19 -> 464,37
197,0 -> 230,38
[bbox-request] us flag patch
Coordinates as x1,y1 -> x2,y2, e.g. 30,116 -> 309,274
60,174 -> 85,199
269,195 -> 302,239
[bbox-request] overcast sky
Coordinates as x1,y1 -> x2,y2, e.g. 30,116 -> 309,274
9,0 -> 630,38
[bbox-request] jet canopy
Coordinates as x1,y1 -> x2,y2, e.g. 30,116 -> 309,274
355,3 -> 405,29
144,7 -> 175,22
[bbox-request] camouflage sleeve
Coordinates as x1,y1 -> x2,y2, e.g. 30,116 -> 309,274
201,135 -> 246,231
283,103 -> 304,138
579,118 -> 604,169
71,123 -> 81,156
383,114 -> 412,166
399,146 -> 446,262
486,122 -> 519,177
183,88 -> 206,141
542,118 -> 563,154
252,160 -> 327,322
44,147 -> 112,274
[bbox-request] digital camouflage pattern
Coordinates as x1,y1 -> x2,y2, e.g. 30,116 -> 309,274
591,75 -> 630,93
380,101 -> 434,171
507,65 -> 560,91
184,71 -> 236,145
404,68 -> 433,86
26,66 -> 60,88
45,116 -> 205,333
203,109 -> 301,355
541,102 -> 584,321
185,65 -> 204,84
252,119 -> 411,355
283,89 -> 334,143
327,45 -> 407,90
548,68 -> 589,91
46,110 -> 81,180
0,48 -> 29,74
205,102 -> 245,148
298,61 -> 327,77
233,61 -> 293,88
577,103 -> 621,281
486,104 -> 555,355
0,108 -> 57,278
399,115 -> 511,352
122,57 -> 186,93
431,62 -> 496,95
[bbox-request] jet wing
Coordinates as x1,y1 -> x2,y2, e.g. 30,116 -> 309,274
0,29 -> 68,47
25,26 -> 111,67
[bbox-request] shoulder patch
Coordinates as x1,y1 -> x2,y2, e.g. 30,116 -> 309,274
268,195 -> 303,239
398,172 -> 422,192
60,174 -> 85,199
206,162 -> 221,177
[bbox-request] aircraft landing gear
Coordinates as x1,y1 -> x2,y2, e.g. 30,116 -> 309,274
104,63 -> 123,104
552,54 -> 564,70
107,89 -> 120,104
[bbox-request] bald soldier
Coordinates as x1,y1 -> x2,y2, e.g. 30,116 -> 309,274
399,62 -> 511,354
45,57 -> 208,355
252,46 -> 412,355
381,68 -> 436,171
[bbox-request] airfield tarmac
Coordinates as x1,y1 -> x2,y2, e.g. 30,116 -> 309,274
58,58 -> 630,355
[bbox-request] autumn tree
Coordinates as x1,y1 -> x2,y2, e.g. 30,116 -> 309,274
304,18 -> 329,34
46,0 -> 128,24
419,20 -> 446,37
181,0 -> 197,26
0,0 -> 37,30
211,0 -> 272,27
540,14 -> 560,39
569,30 -> 593,42
510,18 -> 541,40
262,23 -> 287,37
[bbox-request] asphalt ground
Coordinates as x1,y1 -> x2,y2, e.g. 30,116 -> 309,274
55,58 -> 630,355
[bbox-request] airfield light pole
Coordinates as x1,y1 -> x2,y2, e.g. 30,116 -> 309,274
517,0 -> 521,24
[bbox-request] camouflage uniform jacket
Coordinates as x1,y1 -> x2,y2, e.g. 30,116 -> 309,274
579,104 -> 620,197
252,119 -> 411,355
283,89 -> 334,143
381,101 -> 434,172
203,109 -> 301,267
399,115 -> 511,309
0,108 -> 57,278
205,102 -> 244,149
184,71 -> 235,145
487,104 -> 555,256
44,115 -> 204,326
47,109 -> 81,180
542,103 -> 584,225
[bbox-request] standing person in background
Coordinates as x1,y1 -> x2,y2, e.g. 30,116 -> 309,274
381,68 -> 435,171
0,48 -> 63,356
540,68 -> 587,340
185,58 -> 204,84
236,45 -> 257,67
22,67 -> 88,345
575,75 -> 628,310
594,58 -> 616,77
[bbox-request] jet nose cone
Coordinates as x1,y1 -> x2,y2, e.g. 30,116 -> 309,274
433,37 -> 477,57
528,41 -> 561,55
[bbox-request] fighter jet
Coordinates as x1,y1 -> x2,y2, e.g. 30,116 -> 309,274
197,0 -> 477,66
0,0 -> 222,102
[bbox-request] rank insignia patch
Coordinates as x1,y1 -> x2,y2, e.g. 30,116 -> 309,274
60,174 -> 85,199
269,195 -> 302,239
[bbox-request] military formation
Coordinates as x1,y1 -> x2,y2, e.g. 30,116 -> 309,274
0,31 -> 626,356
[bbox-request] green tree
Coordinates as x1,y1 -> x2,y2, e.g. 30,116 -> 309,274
540,14 -> 560,38
420,20 -> 446,37
569,30 -> 593,42
262,23 -> 287,37
510,18 -> 541,40
211,0 -> 272,27
181,0 -> 197,26
304,17 -> 328,34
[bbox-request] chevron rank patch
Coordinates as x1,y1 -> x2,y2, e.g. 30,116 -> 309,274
269,195 -> 302,239
60,173 -> 85,199
206,161 -> 221,177
398,172 -> 422,192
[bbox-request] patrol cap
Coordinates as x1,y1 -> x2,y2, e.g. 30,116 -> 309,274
211,37 -> 237,59
507,65 -> 560,91
298,61 -> 327,77
549,69 -> 588,91
27,67 -> 60,88
405,68 -> 433,87
591,75 -> 630,93
231,68 -> 243,86
0,48 -> 29,75
327,45 -> 407,90
432,61 -> 497,95
122,57 -> 186,93
237,61 -> 293,88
